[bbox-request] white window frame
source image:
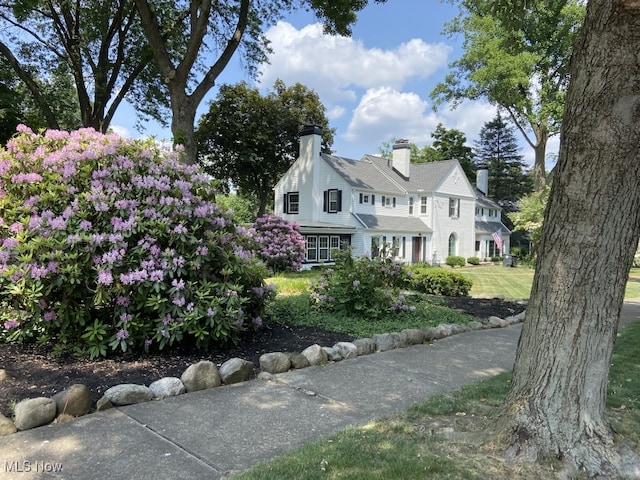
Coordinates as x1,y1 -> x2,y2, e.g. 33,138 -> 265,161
318,236 -> 330,261
420,196 -> 427,214
449,198 -> 460,218
306,236 -> 317,261
409,197 -> 414,215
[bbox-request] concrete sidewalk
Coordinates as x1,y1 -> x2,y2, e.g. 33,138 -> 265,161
1,303 -> 639,480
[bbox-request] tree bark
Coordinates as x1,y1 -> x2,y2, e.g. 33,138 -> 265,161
501,1 -> 640,477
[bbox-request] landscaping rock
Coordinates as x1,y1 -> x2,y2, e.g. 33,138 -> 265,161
373,333 -> 395,352
257,372 -> 275,382
96,397 -> 113,411
14,397 -> 57,431
333,342 -> 358,360
149,377 -> 186,399
467,321 -> 484,330
181,361 -> 221,392
391,332 -> 409,349
450,323 -> 469,335
353,338 -> 376,356
104,384 -> 154,406
322,346 -> 342,362
0,369 -> 9,383
53,384 -> 92,417
0,413 -> 17,436
488,316 -> 507,328
301,344 -> 328,366
219,358 -> 254,384
401,329 -> 425,345
288,353 -> 311,369
259,352 -> 291,374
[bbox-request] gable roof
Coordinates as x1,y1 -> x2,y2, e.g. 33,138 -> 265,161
353,213 -> 433,233
321,154 -> 405,194
475,188 -> 502,210
363,156 -> 467,193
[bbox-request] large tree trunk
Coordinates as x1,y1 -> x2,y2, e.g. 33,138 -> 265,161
500,1 -> 640,477
170,89 -> 198,165
532,130 -> 548,191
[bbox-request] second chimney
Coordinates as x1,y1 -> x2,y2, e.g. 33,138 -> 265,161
476,163 -> 488,196
392,139 -> 411,179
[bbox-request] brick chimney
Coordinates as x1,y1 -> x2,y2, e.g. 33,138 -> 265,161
392,139 -> 411,179
477,163 -> 488,196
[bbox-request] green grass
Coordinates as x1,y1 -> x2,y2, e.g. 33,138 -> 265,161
269,293 -> 475,338
234,321 -> 640,480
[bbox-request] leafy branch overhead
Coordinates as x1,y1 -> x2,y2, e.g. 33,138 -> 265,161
430,0 -> 585,191
196,80 -> 334,217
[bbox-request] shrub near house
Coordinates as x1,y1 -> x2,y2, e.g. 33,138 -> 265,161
0,127 -> 273,358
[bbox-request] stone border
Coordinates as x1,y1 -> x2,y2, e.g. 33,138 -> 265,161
0,310 -> 526,436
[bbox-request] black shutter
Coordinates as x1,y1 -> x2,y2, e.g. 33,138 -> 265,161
323,190 -> 328,212
372,194 -> 375,205
283,193 -> 288,214
337,190 -> 342,212
393,197 -> 396,208
382,195 -> 386,206
359,193 -> 363,204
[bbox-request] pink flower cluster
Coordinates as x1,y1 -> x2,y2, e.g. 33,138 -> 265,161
0,127 -> 270,355
251,215 -> 305,273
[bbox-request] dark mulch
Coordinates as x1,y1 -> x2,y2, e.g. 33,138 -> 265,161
0,297 -> 525,417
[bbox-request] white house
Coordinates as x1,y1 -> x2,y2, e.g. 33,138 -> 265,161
274,125 -> 510,267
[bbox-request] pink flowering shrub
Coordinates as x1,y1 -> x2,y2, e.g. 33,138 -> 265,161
309,248 -> 411,318
0,126 -> 274,358
251,215 -> 305,273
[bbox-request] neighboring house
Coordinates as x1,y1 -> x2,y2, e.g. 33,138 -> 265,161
274,125 -> 510,267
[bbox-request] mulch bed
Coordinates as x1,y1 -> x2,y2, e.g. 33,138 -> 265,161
0,297 -> 525,417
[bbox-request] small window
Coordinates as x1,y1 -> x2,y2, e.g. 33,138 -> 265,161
306,236 -> 317,261
409,197 -> 414,215
420,196 -> 427,214
363,195 -> 369,204
324,189 -> 342,213
319,236 -> 329,261
489,209 -> 494,217
287,192 -> 299,214
384,196 -> 391,207
449,198 -> 460,218
475,207 -> 480,215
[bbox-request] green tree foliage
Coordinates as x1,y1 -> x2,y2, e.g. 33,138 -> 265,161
430,124 -> 475,181
216,194 -> 260,225
134,0 -> 387,164
507,185 -> 550,254
378,124 -> 474,180
474,112 -> 534,214
196,80 -> 334,216
0,0 -> 168,132
0,58 -> 80,141
431,0 -> 585,191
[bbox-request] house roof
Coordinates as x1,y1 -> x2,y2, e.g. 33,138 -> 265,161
475,188 -> 502,209
364,155 -> 462,192
296,221 -> 357,235
475,220 -> 511,235
353,213 -> 433,233
321,154 -> 405,194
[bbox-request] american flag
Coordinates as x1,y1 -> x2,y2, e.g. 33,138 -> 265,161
492,229 -> 503,252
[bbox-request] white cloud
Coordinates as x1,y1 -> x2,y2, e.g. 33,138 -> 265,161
259,22 -> 451,103
109,125 -> 131,138
343,89 -> 498,152
344,87 -> 440,144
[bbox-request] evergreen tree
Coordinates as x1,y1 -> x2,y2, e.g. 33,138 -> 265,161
474,112 -> 534,213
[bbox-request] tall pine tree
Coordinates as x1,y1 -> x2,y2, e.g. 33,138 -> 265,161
474,112 -> 534,213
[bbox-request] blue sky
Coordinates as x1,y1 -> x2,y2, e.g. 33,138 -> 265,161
112,1 -> 550,166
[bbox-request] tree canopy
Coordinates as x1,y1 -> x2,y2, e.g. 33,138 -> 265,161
474,112 -> 533,213
0,0 -> 168,133
196,80 -> 334,216
431,0 -> 585,191
134,0 -> 387,164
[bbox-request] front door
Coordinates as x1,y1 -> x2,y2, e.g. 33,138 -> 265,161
412,237 -> 422,264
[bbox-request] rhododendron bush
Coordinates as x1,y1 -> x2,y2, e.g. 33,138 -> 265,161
251,215 -> 305,273
0,126 -> 273,358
